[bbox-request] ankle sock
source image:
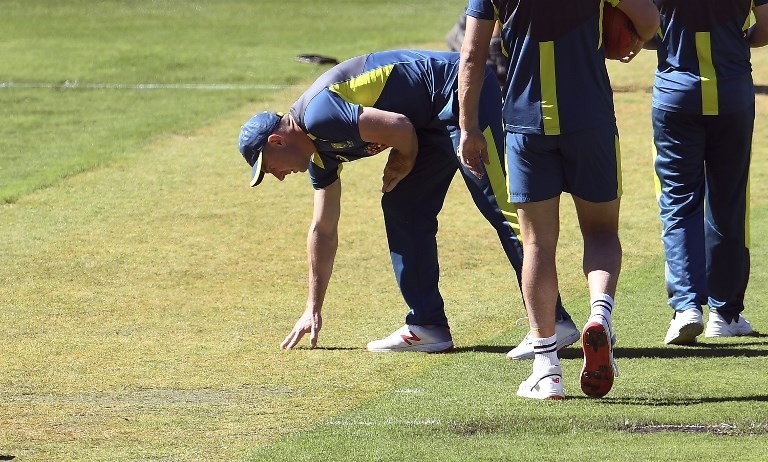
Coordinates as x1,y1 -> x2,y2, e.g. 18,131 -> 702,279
590,293 -> 614,323
532,334 -> 559,370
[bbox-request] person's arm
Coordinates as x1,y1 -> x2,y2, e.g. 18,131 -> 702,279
614,0 -> 659,62
458,15 -> 496,179
748,3 -> 768,48
280,179 -> 342,349
617,0 -> 659,42
357,106 -> 418,193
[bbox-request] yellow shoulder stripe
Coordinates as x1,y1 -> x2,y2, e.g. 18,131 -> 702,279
328,65 -> 394,106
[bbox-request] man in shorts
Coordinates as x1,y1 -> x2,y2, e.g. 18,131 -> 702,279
458,0 -> 659,398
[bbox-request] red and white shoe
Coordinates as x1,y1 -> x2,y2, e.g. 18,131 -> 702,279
517,365 -> 565,400
366,325 -> 454,353
580,315 -> 619,398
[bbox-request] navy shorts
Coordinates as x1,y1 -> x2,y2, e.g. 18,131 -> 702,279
506,125 -> 622,203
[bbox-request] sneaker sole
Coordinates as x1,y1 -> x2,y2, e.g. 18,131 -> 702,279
666,322 -> 704,345
517,391 -> 565,400
580,322 -> 614,398
704,324 -> 754,338
704,330 -> 754,338
366,342 -> 455,353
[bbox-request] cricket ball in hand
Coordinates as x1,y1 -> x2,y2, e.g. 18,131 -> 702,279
602,4 -> 639,60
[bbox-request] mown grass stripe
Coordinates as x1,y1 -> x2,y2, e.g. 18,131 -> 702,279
0,81 -> 287,90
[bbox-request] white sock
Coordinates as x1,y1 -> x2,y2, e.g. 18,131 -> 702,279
590,293 -> 614,323
532,334 -> 559,370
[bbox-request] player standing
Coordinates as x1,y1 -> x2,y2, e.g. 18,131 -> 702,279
458,0 -> 659,399
651,0 -> 768,345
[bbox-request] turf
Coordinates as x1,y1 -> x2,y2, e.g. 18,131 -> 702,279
2,2 -> 768,461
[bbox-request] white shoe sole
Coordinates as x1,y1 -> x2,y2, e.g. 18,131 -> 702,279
665,322 -> 704,345
366,341 -> 454,353
704,326 -> 754,337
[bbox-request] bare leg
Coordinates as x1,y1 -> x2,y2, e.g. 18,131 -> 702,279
573,196 -> 622,299
516,197 -> 561,340
573,196 -> 622,398
514,196 -> 566,400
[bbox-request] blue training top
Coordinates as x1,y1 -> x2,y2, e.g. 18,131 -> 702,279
652,0 -> 767,115
289,50 -> 461,190
466,0 -> 620,135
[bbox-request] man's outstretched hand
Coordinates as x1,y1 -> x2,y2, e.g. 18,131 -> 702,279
280,309 -> 322,349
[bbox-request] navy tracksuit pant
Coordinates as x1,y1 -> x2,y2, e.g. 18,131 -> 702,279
653,107 -> 753,320
382,67 -> 570,327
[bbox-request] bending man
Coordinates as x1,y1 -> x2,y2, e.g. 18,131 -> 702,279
237,50 -> 576,353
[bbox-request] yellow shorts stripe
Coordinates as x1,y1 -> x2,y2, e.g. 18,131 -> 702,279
483,126 -> 521,238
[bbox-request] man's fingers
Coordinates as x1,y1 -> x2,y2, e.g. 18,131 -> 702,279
382,167 -> 406,193
457,146 -> 486,179
280,331 -> 295,349
382,176 -> 401,193
480,148 -> 489,165
620,53 -> 637,63
286,330 -> 305,349
280,328 -> 306,350
461,157 -> 485,179
309,324 -> 319,349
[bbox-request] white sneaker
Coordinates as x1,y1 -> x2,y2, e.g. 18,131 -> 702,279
517,365 -> 565,400
506,318 -> 581,360
705,311 -> 754,337
366,325 -> 454,353
664,309 -> 704,345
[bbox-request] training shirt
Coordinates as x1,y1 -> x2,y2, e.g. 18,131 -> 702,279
466,0 -> 620,135
652,0 -> 767,115
289,50 -> 461,190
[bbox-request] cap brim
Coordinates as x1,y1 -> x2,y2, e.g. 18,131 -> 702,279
250,153 -> 265,187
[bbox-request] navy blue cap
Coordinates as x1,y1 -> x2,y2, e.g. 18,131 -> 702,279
238,111 -> 283,187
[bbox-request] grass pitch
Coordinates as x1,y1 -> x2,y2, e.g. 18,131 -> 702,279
2,2 -> 768,461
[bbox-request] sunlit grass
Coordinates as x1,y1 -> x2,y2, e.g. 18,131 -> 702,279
1,2 -> 767,460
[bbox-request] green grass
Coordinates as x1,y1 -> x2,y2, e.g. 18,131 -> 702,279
0,0 -> 463,203
2,2 -> 768,460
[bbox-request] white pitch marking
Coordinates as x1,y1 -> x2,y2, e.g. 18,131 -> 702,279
325,419 -> 441,426
0,81 -> 287,90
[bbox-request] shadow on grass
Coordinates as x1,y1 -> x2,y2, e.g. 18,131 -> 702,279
277,346 -> 360,351
570,394 -> 768,406
313,332 -> 768,355
456,337 -> 768,359
453,345 -> 511,354
612,344 -> 768,359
